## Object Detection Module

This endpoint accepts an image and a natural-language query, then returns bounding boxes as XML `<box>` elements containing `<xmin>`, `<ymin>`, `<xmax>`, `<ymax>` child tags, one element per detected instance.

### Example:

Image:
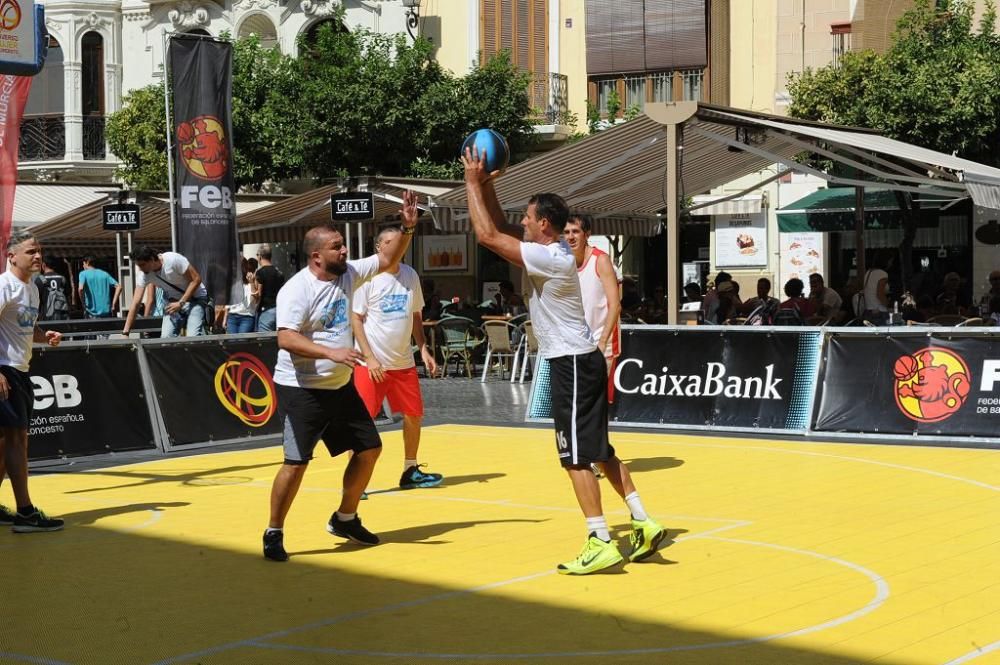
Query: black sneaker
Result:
<box><xmin>327</xmin><ymin>514</ymin><xmax>379</xmax><ymax>545</ymax></box>
<box><xmin>11</xmin><ymin>508</ymin><xmax>64</xmax><ymax>533</ymax></box>
<box><xmin>0</xmin><ymin>504</ymin><xmax>15</xmax><ymax>526</ymax></box>
<box><xmin>399</xmin><ymin>464</ymin><xmax>443</xmax><ymax>489</ymax></box>
<box><xmin>263</xmin><ymin>530</ymin><xmax>288</xmax><ymax>562</ymax></box>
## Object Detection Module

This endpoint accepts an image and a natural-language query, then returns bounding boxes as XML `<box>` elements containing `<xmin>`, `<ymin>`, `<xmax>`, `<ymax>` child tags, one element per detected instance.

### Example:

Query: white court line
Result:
<box><xmin>430</xmin><ymin>427</ymin><xmax>1000</xmax><ymax>493</ymax></box>
<box><xmin>150</xmin><ymin>520</ymin><xmax>889</xmax><ymax>663</ymax></box>
<box><xmin>942</xmin><ymin>639</ymin><xmax>1000</xmax><ymax>664</ymax></box>
<box><xmin>0</xmin><ymin>653</ymin><xmax>72</xmax><ymax>665</ymax></box>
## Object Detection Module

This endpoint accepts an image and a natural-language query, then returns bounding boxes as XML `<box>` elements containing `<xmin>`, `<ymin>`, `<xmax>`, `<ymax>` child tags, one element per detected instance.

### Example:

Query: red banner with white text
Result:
<box><xmin>0</xmin><ymin>75</ymin><xmax>31</xmax><ymax>266</ymax></box>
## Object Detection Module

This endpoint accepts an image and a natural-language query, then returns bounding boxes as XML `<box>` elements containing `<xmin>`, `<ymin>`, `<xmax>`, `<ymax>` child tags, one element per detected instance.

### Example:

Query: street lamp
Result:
<box><xmin>402</xmin><ymin>0</ymin><xmax>420</xmax><ymax>40</ymax></box>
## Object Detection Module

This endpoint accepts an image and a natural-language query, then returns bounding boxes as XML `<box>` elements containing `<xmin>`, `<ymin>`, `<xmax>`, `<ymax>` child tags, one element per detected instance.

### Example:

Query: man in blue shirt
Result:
<box><xmin>77</xmin><ymin>257</ymin><xmax>121</xmax><ymax>318</ymax></box>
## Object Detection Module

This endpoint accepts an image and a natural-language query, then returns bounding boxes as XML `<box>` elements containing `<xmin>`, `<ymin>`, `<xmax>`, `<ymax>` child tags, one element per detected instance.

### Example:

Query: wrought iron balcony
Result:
<box><xmin>529</xmin><ymin>72</ymin><xmax>570</xmax><ymax>125</ymax></box>
<box><xmin>83</xmin><ymin>115</ymin><xmax>106</xmax><ymax>160</ymax></box>
<box><xmin>19</xmin><ymin>114</ymin><xmax>65</xmax><ymax>162</ymax></box>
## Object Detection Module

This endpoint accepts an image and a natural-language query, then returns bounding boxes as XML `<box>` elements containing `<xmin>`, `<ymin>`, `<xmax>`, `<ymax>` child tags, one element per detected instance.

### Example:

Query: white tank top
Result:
<box><xmin>577</xmin><ymin>247</ymin><xmax>621</xmax><ymax>358</ymax></box>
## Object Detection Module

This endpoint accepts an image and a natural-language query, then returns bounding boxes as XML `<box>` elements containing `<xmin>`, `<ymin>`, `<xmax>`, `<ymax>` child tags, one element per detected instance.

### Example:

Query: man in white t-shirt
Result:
<box><xmin>351</xmin><ymin>226</ymin><xmax>441</xmax><ymax>491</ymax></box>
<box><xmin>0</xmin><ymin>232</ymin><xmax>64</xmax><ymax>533</ymax></box>
<box><xmin>122</xmin><ymin>246</ymin><xmax>210</xmax><ymax>337</ymax></box>
<box><xmin>462</xmin><ymin>147</ymin><xmax>665</xmax><ymax>575</ymax></box>
<box><xmin>262</xmin><ymin>192</ymin><xmax>419</xmax><ymax>562</ymax></box>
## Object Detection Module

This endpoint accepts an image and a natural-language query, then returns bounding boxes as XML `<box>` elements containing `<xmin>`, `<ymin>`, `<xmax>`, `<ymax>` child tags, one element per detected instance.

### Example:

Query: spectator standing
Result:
<box><xmin>34</xmin><ymin>258</ymin><xmax>70</xmax><ymax>321</ymax></box>
<box><xmin>351</xmin><ymin>226</ymin><xmax>442</xmax><ymax>491</ymax></box>
<box><xmin>224</xmin><ymin>257</ymin><xmax>258</xmax><ymax>334</ymax></box>
<box><xmin>78</xmin><ymin>257</ymin><xmax>121</xmax><ymax>319</ymax></box>
<box><xmin>254</xmin><ymin>244</ymin><xmax>284</xmax><ymax>332</ymax></box>
<box><xmin>854</xmin><ymin>260</ymin><xmax>890</xmax><ymax>323</ymax></box>
<box><xmin>0</xmin><ymin>232</ymin><xmax>64</xmax><ymax>532</ymax></box>
<box><xmin>701</xmin><ymin>271</ymin><xmax>732</xmax><ymax>324</ymax></box>
<box><xmin>122</xmin><ymin>247</ymin><xmax>209</xmax><ymax>337</ymax></box>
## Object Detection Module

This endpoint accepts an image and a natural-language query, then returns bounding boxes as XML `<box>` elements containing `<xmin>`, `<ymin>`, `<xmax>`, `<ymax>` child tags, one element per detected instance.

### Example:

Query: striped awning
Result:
<box><xmin>688</xmin><ymin>194</ymin><xmax>763</xmax><ymax>216</ymax></box>
<box><xmin>429</xmin><ymin>205</ymin><xmax>662</xmax><ymax>237</ymax></box>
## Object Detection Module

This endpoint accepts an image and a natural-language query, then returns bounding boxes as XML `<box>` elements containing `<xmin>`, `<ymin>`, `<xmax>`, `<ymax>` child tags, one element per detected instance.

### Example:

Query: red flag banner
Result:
<box><xmin>0</xmin><ymin>74</ymin><xmax>31</xmax><ymax>266</ymax></box>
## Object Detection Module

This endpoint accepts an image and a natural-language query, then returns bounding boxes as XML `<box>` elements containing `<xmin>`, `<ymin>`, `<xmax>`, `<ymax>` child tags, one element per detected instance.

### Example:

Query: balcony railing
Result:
<box><xmin>19</xmin><ymin>114</ymin><xmax>65</xmax><ymax>162</ymax></box>
<box><xmin>529</xmin><ymin>72</ymin><xmax>570</xmax><ymax>125</ymax></box>
<box><xmin>83</xmin><ymin>115</ymin><xmax>106</xmax><ymax>160</ymax></box>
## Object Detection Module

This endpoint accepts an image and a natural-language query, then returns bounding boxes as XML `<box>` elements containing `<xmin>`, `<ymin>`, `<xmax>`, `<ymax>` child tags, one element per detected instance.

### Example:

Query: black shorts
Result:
<box><xmin>0</xmin><ymin>366</ymin><xmax>33</xmax><ymax>429</ymax></box>
<box><xmin>275</xmin><ymin>382</ymin><xmax>382</xmax><ymax>465</ymax></box>
<box><xmin>548</xmin><ymin>349</ymin><xmax>615</xmax><ymax>467</ymax></box>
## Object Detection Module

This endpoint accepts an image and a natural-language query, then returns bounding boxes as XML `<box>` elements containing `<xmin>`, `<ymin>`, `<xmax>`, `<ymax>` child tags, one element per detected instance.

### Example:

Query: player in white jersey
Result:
<box><xmin>262</xmin><ymin>192</ymin><xmax>419</xmax><ymax>562</ymax></box>
<box><xmin>462</xmin><ymin>147</ymin><xmax>665</xmax><ymax>575</ymax></box>
<box><xmin>352</xmin><ymin>226</ymin><xmax>442</xmax><ymax>490</ymax></box>
<box><xmin>0</xmin><ymin>232</ymin><xmax>65</xmax><ymax>533</ymax></box>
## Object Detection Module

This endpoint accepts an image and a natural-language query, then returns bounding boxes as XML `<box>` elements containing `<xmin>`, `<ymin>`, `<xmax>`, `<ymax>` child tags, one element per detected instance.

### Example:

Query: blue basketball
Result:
<box><xmin>460</xmin><ymin>128</ymin><xmax>510</xmax><ymax>174</ymax></box>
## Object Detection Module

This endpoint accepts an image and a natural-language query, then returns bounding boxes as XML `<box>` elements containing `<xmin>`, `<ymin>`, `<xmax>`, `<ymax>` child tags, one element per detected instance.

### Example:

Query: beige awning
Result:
<box><xmin>13</xmin><ymin>183</ymin><xmax>111</xmax><ymax>228</ymax></box>
<box><xmin>689</xmin><ymin>194</ymin><xmax>764</xmax><ymax>216</ymax></box>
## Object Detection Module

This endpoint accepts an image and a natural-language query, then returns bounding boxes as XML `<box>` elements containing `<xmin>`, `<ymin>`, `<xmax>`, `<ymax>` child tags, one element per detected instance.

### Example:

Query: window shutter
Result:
<box><xmin>586</xmin><ymin>0</ymin><xmax>645</xmax><ymax>76</ymax></box>
<box><xmin>482</xmin><ymin>0</ymin><xmax>498</xmax><ymax>61</ymax></box>
<box><xmin>481</xmin><ymin>0</ymin><xmax>546</xmax><ymax>74</ymax></box>
<box><xmin>644</xmin><ymin>0</ymin><xmax>708</xmax><ymax>71</ymax></box>
<box><xmin>532</xmin><ymin>0</ymin><xmax>547</xmax><ymax>75</ymax></box>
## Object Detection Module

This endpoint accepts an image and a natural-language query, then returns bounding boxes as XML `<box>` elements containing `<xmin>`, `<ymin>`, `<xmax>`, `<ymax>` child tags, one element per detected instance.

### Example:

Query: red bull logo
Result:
<box><xmin>214</xmin><ymin>352</ymin><xmax>277</xmax><ymax>427</ymax></box>
<box><xmin>177</xmin><ymin>115</ymin><xmax>229</xmax><ymax>180</ymax></box>
<box><xmin>893</xmin><ymin>347</ymin><xmax>971</xmax><ymax>423</ymax></box>
<box><xmin>0</xmin><ymin>0</ymin><xmax>21</xmax><ymax>31</ymax></box>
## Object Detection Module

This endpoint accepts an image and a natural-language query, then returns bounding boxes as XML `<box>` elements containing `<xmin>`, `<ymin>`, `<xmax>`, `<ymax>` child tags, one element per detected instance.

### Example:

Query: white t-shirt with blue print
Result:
<box><xmin>273</xmin><ymin>256</ymin><xmax>380</xmax><ymax>389</ymax></box>
<box><xmin>0</xmin><ymin>271</ymin><xmax>39</xmax><ymax>372</ymax></box>
<box><xmin>352</xmin><ymin>263</ymin><xmax>424</xmax><ymax>370</ymax></box>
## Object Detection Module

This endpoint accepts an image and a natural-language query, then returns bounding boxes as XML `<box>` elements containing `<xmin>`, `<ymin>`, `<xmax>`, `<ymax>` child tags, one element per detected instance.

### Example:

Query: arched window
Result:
<box><xmin>238</xmin><ymin>14</ymin><xmax>278</xmax><ymax>50</ymax></box>
<box><xmin>303</xmin><ymin>18</ymin><xmax>347</xmax><ymax>46</ymax></box>
<box><xmin>24</xmin><ymin>35</ymin><xmax>63</xmax><ymax>116</ymax></box>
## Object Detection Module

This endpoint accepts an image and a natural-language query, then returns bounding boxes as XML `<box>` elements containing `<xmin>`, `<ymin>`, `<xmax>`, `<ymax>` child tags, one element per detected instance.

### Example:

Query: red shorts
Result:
<box><xmin>353</xmin><ymin>365</ymin><xmax>424</xmax><ymax>418</ymax></box>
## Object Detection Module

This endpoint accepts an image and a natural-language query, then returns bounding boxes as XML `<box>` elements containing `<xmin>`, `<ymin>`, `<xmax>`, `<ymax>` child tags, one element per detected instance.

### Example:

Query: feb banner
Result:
<box><xmin>814</xmin><ymin>332</ymin><xmax>1000</xmax><ymax>438</ymax></box>
<box><xmin>27</xmin><ymin>345</ymin><xmax>156</xmax><ymax>461</ymax></box>
<box><xmin>168</xmin><ymin>35</ymin><xmax>239</xmax><ymax>305</ymax></box>
<box><xmin>145</xmin><ymin>337</ymin><xmax>281</xmax><ymax>446</ymax></box>
<box><xmin>0</xmin><ymin>74</ymin><xmax>31</xmax><ymax>262</ymax></box>
<box><xmin>608</xmin><ymin>327</ymin><xmax>820</xmax><ymax>431</ymax></box>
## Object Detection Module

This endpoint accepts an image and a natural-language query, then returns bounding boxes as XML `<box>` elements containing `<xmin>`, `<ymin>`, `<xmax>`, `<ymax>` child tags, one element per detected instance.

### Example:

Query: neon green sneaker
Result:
<box><xmin>629</xmin><ymin>517</ymin><xmax>666</xmax><ymax>562</ymax></box>
<box><xmin>557</xmin><ymin>534</ymin><xmax>623</xmax><ymax>575</ymax></box>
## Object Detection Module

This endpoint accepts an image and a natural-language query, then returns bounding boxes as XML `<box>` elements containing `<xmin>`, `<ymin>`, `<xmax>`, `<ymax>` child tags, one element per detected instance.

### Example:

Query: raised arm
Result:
<box><xmin>378</xmin><ymin>190</ymin><xmax>419</xmax><ymax>273</ymax></box>
<box><xmin>462</xmin><ymin>147</ymin><xmax>523</xmax><ymax>267</ymax></box>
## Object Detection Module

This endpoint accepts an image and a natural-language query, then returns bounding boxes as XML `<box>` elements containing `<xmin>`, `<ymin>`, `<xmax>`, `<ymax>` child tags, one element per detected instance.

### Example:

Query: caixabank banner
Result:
<box><xmin>27</xmin><ymin>345</ymin><xmax>156</xmax><ymax>460</ymax></box>
<box><xmin>813</xmin><ymin>333</ymin><xmax>1000</xmax><ymax>436</ymax></box>
<box><xmin>609</xmin><ymin>328</ymin><xmax>821</xmax><ymax>431</ymax></box>
<box><xmin>145</xmin><ymin>338</ymin><xmax>280</xmax><ymax>446</ymax></box>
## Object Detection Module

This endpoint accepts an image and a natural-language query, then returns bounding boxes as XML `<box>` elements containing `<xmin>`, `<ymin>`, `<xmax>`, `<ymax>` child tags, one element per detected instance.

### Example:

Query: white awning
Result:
<box><xmin>13</xmin><ymin>184</ymin><xmax>111</xmax><ymax>228</ymax></box>
<box><xmin>689</xmin><ymin>194</ymin><xmax>763</xmax><ymax>216</ymax></box>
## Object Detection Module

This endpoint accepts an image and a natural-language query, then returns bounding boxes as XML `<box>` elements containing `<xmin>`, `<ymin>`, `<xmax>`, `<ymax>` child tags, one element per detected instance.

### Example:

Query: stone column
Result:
<box><xmin>62</xmin><ymin>60</ymin><xmax>83</xmax><ymax>161</ymax></box>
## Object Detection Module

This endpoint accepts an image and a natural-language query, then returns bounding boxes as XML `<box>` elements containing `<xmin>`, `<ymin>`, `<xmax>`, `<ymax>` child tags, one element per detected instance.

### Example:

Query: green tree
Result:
<box><xmin>106</xmin><ymin>83</ymin><xmax>168</xmax><ymax>190</ymax></box>
<box><xmin>787</xmin><ymin>0</ymin><xmax>1000</xmax><ymax>287</ymax></box>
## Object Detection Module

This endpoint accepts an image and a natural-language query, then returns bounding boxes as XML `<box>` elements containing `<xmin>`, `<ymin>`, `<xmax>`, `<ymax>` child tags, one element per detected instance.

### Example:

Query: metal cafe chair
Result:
<box><xmin>481</xmin><ymin>320</ymin><xmax>520</xmax><ymax>382</ymax></box>
<box><xmin>926</xmin><ymin>314</ymin><xmax>966</xmax><ymax>326</ymax></box>
<box><xmin>436</xmin><ymin>316</ymin><xmax>483</xmax><ymax>378</ymax></box>
<box><xmin>515</xmin><ymin>320</ymin><xmax>539</xmax><ymax>384</ymax></box>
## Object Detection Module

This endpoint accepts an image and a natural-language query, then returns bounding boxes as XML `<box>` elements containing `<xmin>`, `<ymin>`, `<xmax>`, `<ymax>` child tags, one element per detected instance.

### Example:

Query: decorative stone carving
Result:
<box><xmin>234</xmin><ymin>0</ymin><xmax>277</xmax><ymax>9</ymax></box>
<box><xmin>301</xmin><ymin>0</ymin><xmax>340</xmax><ymax>17</ymax></box>
<box><xmin>33</xmin><ymin>169</ymin><xmax>57</xmax><ymax>183</ymax></box>
<box><xmin>168</xmin><ymin>2</ymin><xmax>211</xmax><ymax>29</ymax></box>
<box><xmin>85</xmin><ymin>12</ymin><xmax>110</xmax><ymax>29</ymax></box>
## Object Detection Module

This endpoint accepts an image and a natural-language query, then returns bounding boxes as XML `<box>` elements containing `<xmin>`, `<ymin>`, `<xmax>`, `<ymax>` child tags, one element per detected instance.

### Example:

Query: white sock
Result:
<box><xmin>404</xmin><ymin>459</ymin><xmax>418</xmax><ymax>473</ymax></box>
<box><xmin>335</xmin><ymin>511</ymin><xmax>356</xmax><ymax>522</ymax></box>
<box><xmin>265</xmin><ymin>527</ymin><xmax>282</xmax><ymax>534</ymax></box>
<box><xmin>586</xmin><ymin>516</ymin><xmax>611</xmax><ymax>542</ymax></box>
<box><xmin>625</xmin><ymin>492</ymin><xmax>647</xmax><ymax>521</ymax></box>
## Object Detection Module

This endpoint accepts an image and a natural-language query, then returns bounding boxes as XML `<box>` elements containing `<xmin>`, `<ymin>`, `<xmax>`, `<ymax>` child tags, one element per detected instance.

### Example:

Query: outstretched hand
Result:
<box><xmin>401</xmin><ymin>189</ymin><xmax>419</xmax><ymax>228</ymax></box>
<box><xmin>462</xmin><ymin>147</ymin><xmax>500</xmax><ymax>186</ymax></box>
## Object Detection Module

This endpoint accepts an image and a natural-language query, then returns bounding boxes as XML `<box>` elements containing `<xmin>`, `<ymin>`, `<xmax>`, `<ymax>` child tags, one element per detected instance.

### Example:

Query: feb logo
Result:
<box><xmin>0</xmin><ymin>0</ymin><xmax>21</xmax><ymax>31</ymax></box>
<box><xmin>214</xmin><ymin>352</ymin><xmax>277</xmax><ymax>427</ymax></box>
<box><xmin>893</xmin><ymin>347</ymin><xmax>971</xmax><ymax>423</ymax></box>
<box><xmin>176</xmin><ymin>115</ymin><xmax>229</xmax><ymax>180</ymax></box>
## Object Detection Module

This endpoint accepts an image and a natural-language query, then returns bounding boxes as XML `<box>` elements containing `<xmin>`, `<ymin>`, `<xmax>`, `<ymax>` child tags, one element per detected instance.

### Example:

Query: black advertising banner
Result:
<box><xmin>27</xmin><ymin>346</ymin><xmax>155</xmax><ymax>461</ymax></box>
<box><xmin>609</xmin><ymin>328</ymin><xmax>821</xmax><ymax>430</ymax></box>
<box><xmin>168</xmin><ymin>35</ymin><xmax>239</xmax><ymax>306</ymax></box>
<box><xmin>814</xmin><ymin>334</ymin><xmax>1000</xmax><ymax>437</ymax></box>
<box><xmin>145</xmin><ymin>338</ymin><xmax>281</xmax><ymax>446</ymax></box>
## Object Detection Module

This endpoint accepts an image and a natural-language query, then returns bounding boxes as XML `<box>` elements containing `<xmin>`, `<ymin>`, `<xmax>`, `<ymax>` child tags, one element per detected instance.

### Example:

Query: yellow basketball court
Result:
<box><xmin>3</xmin><ymin>424</ymin><xmax>999</xmax><ymax>664</ymax></box>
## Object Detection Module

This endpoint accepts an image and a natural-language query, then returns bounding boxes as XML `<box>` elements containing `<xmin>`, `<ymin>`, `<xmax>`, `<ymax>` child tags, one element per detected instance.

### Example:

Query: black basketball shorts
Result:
<box><xmin>548</xmin><ymin>349</ymin><xmax>615</xmax><ymax>468</ymax></box>
<box><xmin>275</xmin><ymin>382</ymin><xmax>382</xmax><ymax>465</ymax></box>
<box><xmin>0</xmin><ymin>366</ymin><xmax>33</xmax><ymax>429</ymax></box>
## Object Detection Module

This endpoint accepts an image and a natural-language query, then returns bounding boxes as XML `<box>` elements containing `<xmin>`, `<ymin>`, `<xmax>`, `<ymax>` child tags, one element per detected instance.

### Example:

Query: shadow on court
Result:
<box><xmin>62</xmin><ymin>462</ymin><xmax>281</xmax><ymax>494</ymax></box>
<box><xmin>621</xmin><ymin>456</ymin><xmax>685</xmax><ymax>473</ymax></box>
<box><xmin>1</xmin><ymin>518</ymin><xmax>903</xmax><ymax>665</ymax></box>
<box><xmin>295</xmin><ymin>518</ymin><xmax>549</xmax><ymax>554</ymax></box>
<box><xmin>362</xmin><ymin>472</ymin><xmax>506</xmax><ymax>498</ymax></box>
<box><xmin>62</xmin><ymin>501</ymin><xmax>191</xmax><ymax>526</ymax></box>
